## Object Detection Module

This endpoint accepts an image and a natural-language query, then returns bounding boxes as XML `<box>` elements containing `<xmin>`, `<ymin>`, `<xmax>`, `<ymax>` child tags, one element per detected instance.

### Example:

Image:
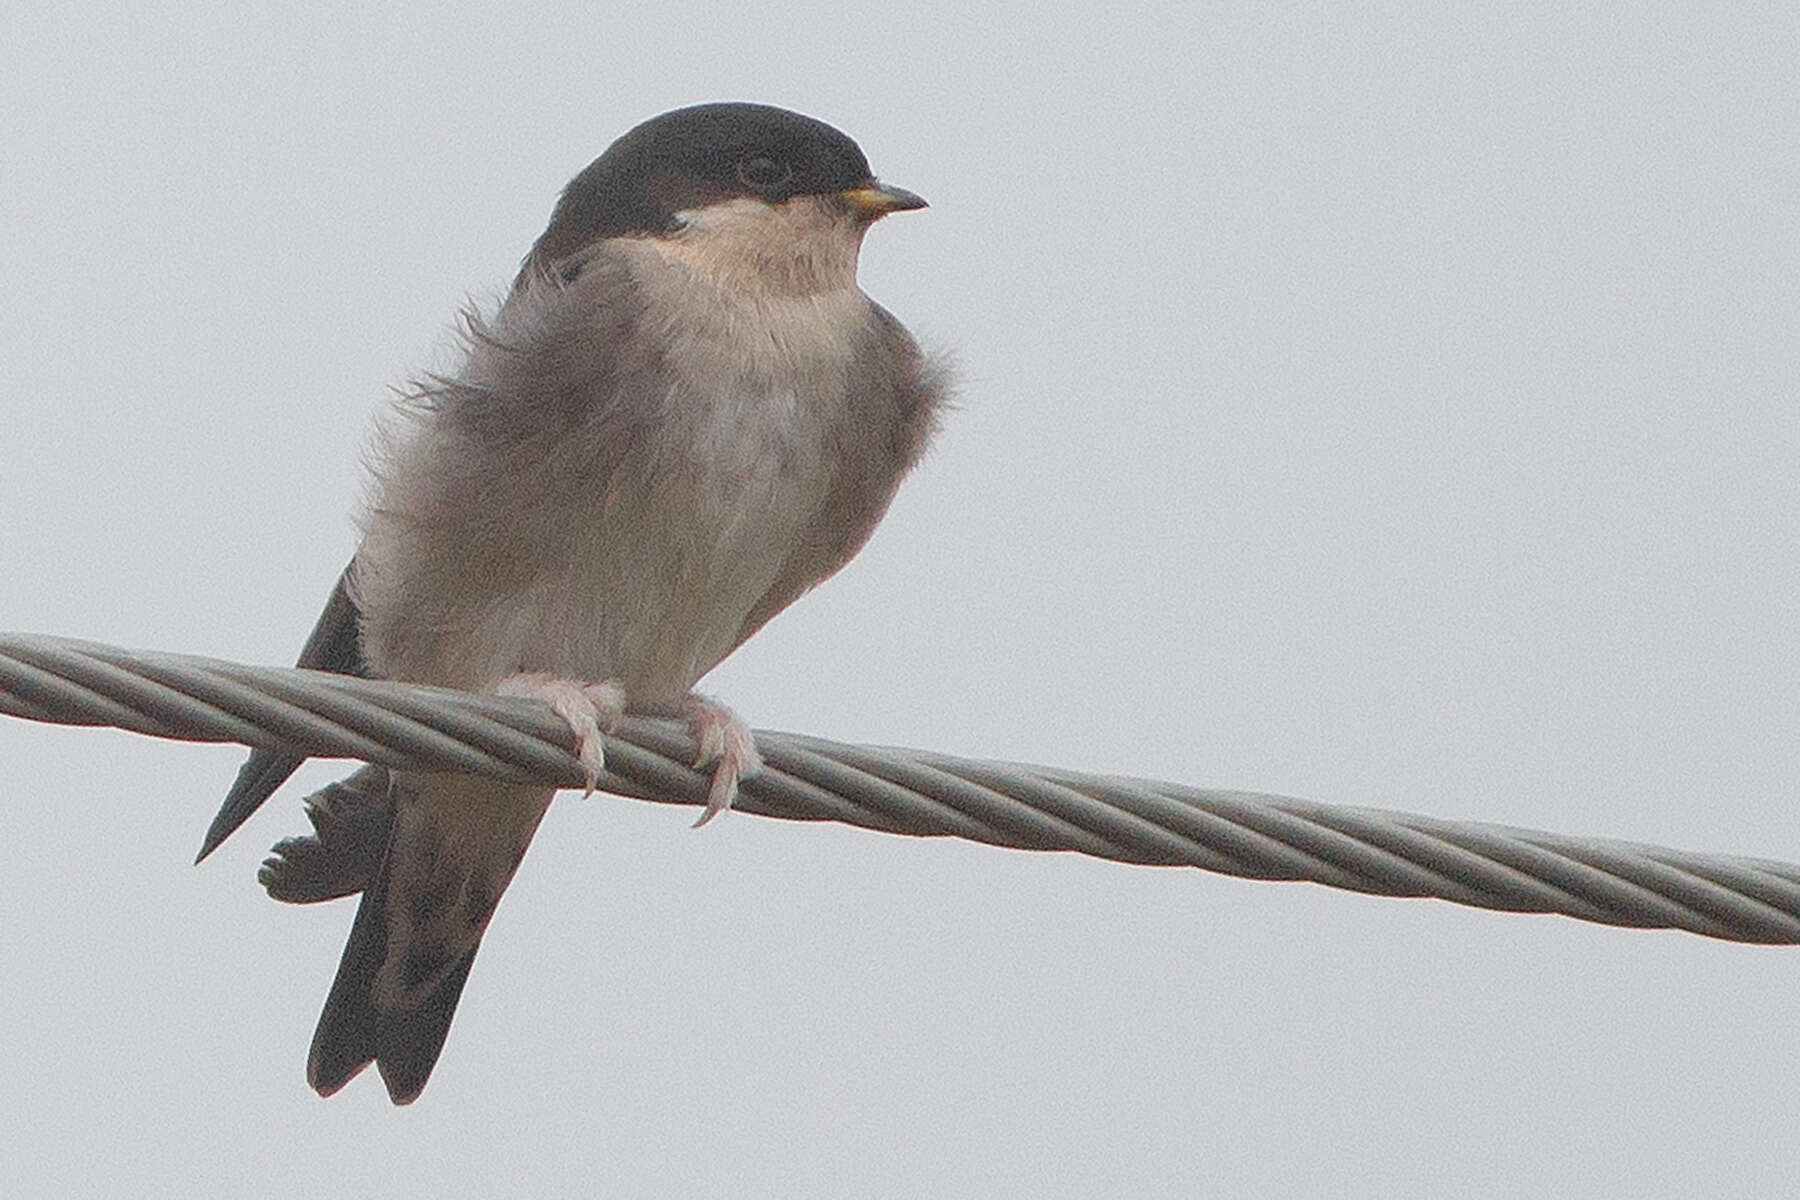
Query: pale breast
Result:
<box><xmin>537</xmin><ymin>254</ymin><xmax>873</xmax><ymax>698</ymax></box>
<box><xmin>355</xmin><ymin>214</ymin><xmax>880</xmax><ymax>703</ymax></box>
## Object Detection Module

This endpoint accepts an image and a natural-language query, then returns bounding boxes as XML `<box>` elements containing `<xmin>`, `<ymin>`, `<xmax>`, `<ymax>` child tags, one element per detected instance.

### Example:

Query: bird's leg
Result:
<box><xmin>496</xmin><ymin>673</ymin><xmax>627</xmax><ymax>795</ymax></box>
<box><xmin>683</xmin><ymin>694</ymin><xmax>763</xmax><ymax>827</ymax></box>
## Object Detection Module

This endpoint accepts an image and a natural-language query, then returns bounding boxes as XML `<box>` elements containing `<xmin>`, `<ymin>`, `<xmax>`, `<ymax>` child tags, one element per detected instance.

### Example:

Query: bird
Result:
<box><xmin>195</xmin><ymin>102</ymin><xmax>946</xmax><ymax>1104</ymax></box>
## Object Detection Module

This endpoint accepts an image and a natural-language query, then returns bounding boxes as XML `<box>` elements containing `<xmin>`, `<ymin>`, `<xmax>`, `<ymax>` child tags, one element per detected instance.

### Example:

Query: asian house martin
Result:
<box><xmin>198</xmin><ymin>102</ymin><xmax>945</xmax><ymax>1103</ymax></box>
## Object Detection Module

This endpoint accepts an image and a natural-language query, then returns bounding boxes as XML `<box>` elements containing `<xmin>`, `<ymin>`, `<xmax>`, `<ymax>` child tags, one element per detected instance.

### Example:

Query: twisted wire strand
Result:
<box><xmin>4</xmin><ymin>630</ymin><xmax>1797</xmax><ymax>945</ymax></box>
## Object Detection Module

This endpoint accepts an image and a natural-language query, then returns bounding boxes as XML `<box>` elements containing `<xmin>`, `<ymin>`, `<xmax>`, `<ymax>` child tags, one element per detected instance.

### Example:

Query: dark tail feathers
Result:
<box><xmin>305</xmin><ymin>853</ymin><xmax>482</xmax><ymax>1105</ymax></box>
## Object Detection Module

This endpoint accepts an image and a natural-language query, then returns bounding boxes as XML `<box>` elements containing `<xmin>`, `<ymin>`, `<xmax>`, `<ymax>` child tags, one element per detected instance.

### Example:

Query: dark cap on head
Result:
<box><xmin>523</xmin><ymin>103</ymin><xmax>920</xmax><ymax>280</ymax></box>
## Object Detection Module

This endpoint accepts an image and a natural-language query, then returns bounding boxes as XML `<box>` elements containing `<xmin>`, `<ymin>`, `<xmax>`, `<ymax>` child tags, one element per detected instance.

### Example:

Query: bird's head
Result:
<box><xmin>520</xmin><ymin>102</ymin><xmax>925</xmax><ymax>293</ymax></box>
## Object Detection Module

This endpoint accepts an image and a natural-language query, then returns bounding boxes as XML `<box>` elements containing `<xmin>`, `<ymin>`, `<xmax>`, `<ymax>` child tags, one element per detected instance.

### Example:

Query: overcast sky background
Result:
<box><xmin>4</xmin><ymin>3</ymin><xmax>1798</xmax><ymax>1196</ymax></box>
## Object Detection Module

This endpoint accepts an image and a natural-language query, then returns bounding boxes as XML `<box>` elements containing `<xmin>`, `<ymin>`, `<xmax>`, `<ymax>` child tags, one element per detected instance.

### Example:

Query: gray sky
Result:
<box><xmin>4</xmin><ymin>2</ymin><xmax>1798</xmax><ymax>1196</ymax></box>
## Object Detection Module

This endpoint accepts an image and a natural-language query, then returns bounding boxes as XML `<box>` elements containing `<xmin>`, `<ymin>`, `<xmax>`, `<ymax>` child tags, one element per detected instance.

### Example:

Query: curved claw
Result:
<box><xmin>497</xmin><ymin>674</ymin><xmax>627</xmax><ymax>794</ymax></box>
<box><xmin>684</xmin><ymin>695</ymin><xmax>763</xmax><ymax>827</ymax></box>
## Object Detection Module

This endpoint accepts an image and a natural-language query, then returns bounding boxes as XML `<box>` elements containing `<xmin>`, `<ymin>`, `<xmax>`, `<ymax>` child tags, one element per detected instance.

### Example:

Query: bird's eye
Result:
<box><xmin>737</xmin><ymin>155</ymin><xmax>792</xmax><ymax>190</ymax></box>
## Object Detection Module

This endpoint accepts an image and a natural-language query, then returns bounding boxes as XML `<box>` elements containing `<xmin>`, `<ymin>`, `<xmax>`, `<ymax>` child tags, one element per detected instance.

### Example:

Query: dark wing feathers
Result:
<box><xmin>195</xmin><ymin>563</ymin><xmax>369</xmax><ymax>862</ymax></box>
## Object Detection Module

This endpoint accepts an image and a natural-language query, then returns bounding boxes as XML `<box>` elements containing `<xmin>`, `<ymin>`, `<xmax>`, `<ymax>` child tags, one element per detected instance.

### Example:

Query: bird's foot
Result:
<box><xmin>497</xmin><ymin>673</ymin><xmax>627</xmax><ymax>794</ymax></box>
<box><xmin>683</xmin><ymin>694</ymin><xmax>762</xmax><ymax>828</ymax></box>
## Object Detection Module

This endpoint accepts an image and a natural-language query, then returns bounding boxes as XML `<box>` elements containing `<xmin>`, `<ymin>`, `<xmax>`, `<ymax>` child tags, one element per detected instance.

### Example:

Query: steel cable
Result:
<box><xmin>4</xmin><ymin>630</ymin><xmax>1797</xmax><ymax>944</ymax></box>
